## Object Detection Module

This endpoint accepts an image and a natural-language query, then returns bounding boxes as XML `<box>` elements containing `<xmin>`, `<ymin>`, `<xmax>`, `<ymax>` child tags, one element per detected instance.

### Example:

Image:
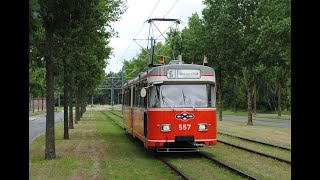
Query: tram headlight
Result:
<box><xmin>198</xmin><ymin>123</ymin><xmax>208</xmax><ymax>131</ymax></box>
<box><xmin>160</xmin><ymin>124</ymin><xmax>171</xmax><ymax>132</ymax></box>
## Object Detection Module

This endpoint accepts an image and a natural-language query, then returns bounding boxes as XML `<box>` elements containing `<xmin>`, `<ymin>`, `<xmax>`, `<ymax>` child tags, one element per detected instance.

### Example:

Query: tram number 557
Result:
<box><xmin>179</xmin><ymin>124</ymin><xmax>191</xmax><ymax>130</ymax></box>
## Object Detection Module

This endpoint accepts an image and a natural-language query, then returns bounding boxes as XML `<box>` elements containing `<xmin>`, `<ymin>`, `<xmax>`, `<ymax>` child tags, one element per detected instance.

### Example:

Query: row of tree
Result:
<box><xmin>122</xmin><ymin>0</ymin><xmax>291</xmax><ymax>125</ymax></box>
<box><xmin>29</xmin><ymin>0</ymin><xmax>125</xmax><ymax>160</ymax></box>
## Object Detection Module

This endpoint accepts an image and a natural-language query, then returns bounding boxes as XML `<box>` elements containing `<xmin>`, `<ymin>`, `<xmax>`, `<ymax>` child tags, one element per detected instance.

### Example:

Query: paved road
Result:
<box><xmin>29</xmin><ymin>109</ymin><xmax>99</xmax><ymax>143</ymax></box>
<box><xmin>221</xmin><ymin>114</ymin><xmax>291</xmax><ymax>128</ymax></box>
<box><xmin>29</xmin><ymin>111</ymin><xmax>64</xmax><ymax>143</ymax></box>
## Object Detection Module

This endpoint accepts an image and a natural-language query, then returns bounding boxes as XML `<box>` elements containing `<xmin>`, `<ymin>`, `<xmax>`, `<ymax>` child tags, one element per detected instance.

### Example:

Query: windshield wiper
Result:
<box><xmin>162</xmin><ymin>95</ymin><xmax>174</xmax><ymax>110</ymax></box>
<box><xmin>182</xmin><ymin>90</ymin><xmax>186</xmax><ymax>104</ymax></box>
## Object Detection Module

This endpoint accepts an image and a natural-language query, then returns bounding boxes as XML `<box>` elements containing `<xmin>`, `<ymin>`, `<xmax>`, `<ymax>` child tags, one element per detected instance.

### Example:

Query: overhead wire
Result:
<box><xmin>163</xmin><ymin>0</ymin><xmax>179</xmax><ymax>18</ymax></box>
<box><xmin>157</xmin><ymin>0</ymin><xmax>179</xmax><ymax>26</ymax></box>
<box><xmin>113</xmin><ymin>0</ymin><xmax>180</xmax><ymax>73</ymax></box>
<box><xmin>117</xmin><ymin>0</ymin><xmax>162</xmax><ymax>65</ymax></box>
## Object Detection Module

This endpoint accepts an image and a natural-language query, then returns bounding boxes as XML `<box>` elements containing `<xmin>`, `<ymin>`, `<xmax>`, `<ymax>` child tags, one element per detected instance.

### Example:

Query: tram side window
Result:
<box><xmin>126</xmin><ymin>88</ymin><xmax>131</xmax><ymax>106</ymax></box>
<box><xmin>149</xmin><ymin>85</ymin><xmax>160</xmax><ymax>108</ymax></box>
<box><xmin>142</xmin><ymin>81</ymin><xmax>147</xmax><ymax>108</ymax></box>
<box><xmin>207</xmin><ymin>84</ymin><xmax>216</xmax><ymax>108</ymax></box>
<box><xmin>124</xmin><ymin>90</ymin><xmax>126</xmax><ymax>105</ymax></box>
<box><xmin>136</xmin><ymin>84</ymin><xmax>140</xmax><ymax>107</ymax></box>
<box><xmin>133</xmin><ymin>86</ymin><xmax>136</xmax><ymax>107</ymax></box>
<box><xmin>127</xmin><ymin>88</ymin><xmax>130</xmax><ymax>106</ymax></box>
<box><xmin>123</xmin><ymin>89</ymin><xmax>126</xmax><ymax>105</ymax></box>
<box><xmin>124</xmin><ymin>88</ymin><xmax>128</xmax><ymax>106</ymax></box>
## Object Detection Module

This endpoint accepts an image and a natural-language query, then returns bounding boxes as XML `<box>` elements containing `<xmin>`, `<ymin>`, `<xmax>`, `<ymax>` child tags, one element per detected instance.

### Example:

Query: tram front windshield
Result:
<box><xmin>149</xmin><ymin>84</ymin><xmax>215</xmax><ymax>108</ymax></box>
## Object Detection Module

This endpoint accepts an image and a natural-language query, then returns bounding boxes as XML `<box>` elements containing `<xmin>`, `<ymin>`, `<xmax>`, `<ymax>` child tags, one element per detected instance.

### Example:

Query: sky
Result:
<box><xmin>105</xmin><ymin>0</ymin><xmax>206</xmax><ymax>73</ymax></box>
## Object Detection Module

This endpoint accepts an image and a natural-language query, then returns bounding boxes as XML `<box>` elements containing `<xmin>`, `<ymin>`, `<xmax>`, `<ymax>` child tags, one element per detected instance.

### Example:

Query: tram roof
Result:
<box><xmin>124</xmin><ymin>63</ymin><xmax>215</xmax><ymax>86</ymax></box>
<box><xmin>148</xmin><ymin>63</ymin><xmax>214</xmax><ymax>76</ymax></box>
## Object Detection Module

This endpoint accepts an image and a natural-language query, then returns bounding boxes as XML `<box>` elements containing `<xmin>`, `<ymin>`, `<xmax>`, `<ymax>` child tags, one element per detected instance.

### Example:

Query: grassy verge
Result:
<box><xmin>218</xmin><ymin>120</ymin><xmax>291</xmax><ymax>148</ymax></box>
<box><xmin>162</xmin><ymin>153</ymin><xmax>243</xmax><ymax>180</ymax></box>
<box><xmin>204</xmin><ymin>143</ymin><xmax>291</xmax><ymax>180</ymax></box>
<box><xmin>215</xmin><ymin>120</ymin><xmax>291</xmax><ymax>179</ymax></box>
<box><xmin>222</xmin><ymin>110</ymin><xmax>248</xmax><ymax>116</ymax></box>
<box><xmin>29</xmin><ymin>110</ymin><xmax>181</xmax><ymax>180</ymax></box>
<box><xmin>222</xmin><ymin>109</ymin><xmax>291</xmax><ymax>121</ymax></box>
<box><xmin>160</xmin><ymin>118</ymin><xmax>291</xmax><ymax>180</ymax></box>
<box><xmin>218</xmin><ymin>134</ymin><xmax>291</xmax><ymax>161</ymax></box>
<box><xmin>29</xmin><ymin>111</ymin><xmax>46</xmax><ymax>116</ymax></box>
<box><xmin>105</xmin><ymin>110</ymin><xmax>291</xmax><ymax>179</ymax></box>
<box><xmin>103</xmin><ymin>111</ymin><xmax>124</xmax><ymax>127</ymax></box>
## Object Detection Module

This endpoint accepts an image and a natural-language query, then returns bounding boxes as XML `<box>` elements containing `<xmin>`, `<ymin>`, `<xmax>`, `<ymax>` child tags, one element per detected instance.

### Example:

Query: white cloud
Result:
<box><xmin>106</xmin><ymin>0</ymin><xmax>205</xmax><ymax>73</ymax></box>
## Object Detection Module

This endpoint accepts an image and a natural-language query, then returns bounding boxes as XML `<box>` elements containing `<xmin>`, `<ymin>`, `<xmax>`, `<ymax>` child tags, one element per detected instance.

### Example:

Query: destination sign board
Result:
<box><xmin>167</xmin><ymin>69</ymin><xmax>201</xmax><ymax>79</ymax></box>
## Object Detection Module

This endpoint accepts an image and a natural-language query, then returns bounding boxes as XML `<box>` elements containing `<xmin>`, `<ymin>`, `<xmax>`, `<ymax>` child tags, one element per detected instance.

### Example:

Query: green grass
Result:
<box><xmin>218</xmin><ymin>134</ymin><xmax>291</xmax><ymax>161</ymax></box>
<box><xmin>222</xmin><ymin>109</ymin><xmax>291</xmax><ymax>121</ymax></box>
<box><xmin>222</xmin><ymin>110</ymin><xmax>248</xmax><ymax>116</ymax></box>
<box><xmin>29</xmin><ymin>110</ymin><xmax>181</xmax><ymax>180</ymax></box>
<box><xmin>30</xmin><ymin>109</ymin><xmax>291</xmax><ymax>179</ymax></box>
<box><xmin>204</xmin><ymin>143</ymin><xmax>291</xmax><ymax>180</ymax></box>
<box><xmin>29</xmin><ymin>111</ymin><xmax>46</xmax><ymax>116</ymax></box>
<box><xmin>218</xmin><ymin>120</ymin><xmax>291</xmax><ymax>148</ymax></box>
<box><xmin>104</xmin><ymin>111</ymin><xmax>124</xmax><ymax>127</ymax></box>
<box><xmin>162</xmin><ymin>154</ymin><xmax>243</xmax><ymax>180</ymax></box>
<box><xmin>156</xmin><ymin>118</ymin><xmax>291</xmax><ymax>180</ymax></box>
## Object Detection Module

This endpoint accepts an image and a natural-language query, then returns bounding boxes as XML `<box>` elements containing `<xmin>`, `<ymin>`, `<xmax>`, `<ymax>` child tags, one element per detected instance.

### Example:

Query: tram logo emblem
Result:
<box><xmin>175</xmin><ymin>112</ymin><xmax>194</xmax><ymax>122</ymax></box>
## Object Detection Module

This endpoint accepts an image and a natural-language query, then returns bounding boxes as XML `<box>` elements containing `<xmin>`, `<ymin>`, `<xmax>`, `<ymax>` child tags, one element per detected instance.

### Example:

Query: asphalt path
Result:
<box><xmin>222</xmin><ymin>114</ymin><xmax>291</xmax><ymax>128</ymax></box>
<box><xmin>29</xmin><ymin>111</ymin><xmax>64</xmax><ymax>143</ymax></box>
<box><xmin>29</xmin><ymin>108</ymin><xmax>103</xmax><ymax>143</ymax></box>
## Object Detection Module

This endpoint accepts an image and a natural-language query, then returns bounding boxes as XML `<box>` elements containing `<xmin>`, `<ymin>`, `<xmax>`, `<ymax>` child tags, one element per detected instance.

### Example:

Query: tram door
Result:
<box><xmin>142</xmin><ymin>82</ymin><xmax>148</xmax><ymax>145</ymax></box>
<box><xmin>130</xmin><ymin>84</ymin><xmax>134</xmax><ymax>135</ymax></box>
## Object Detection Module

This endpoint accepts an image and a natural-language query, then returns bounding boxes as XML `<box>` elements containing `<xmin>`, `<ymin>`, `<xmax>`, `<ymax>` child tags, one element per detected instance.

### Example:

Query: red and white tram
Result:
<box><xmin>122</xmin><ymin>57</ymin><xmax>217</xmax><ymax>152</ymax></box>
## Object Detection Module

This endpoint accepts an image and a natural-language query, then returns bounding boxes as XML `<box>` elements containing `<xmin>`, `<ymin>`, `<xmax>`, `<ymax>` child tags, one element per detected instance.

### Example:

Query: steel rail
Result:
<box><xmin>155</xmin><ymin>155</ymin><xmax>192</xmax><ymax>180</ymax></box>
<box><xmin>218</xmin><ymin>132</ymin><xmax>291</xmax><ymax>151</ymax></box>
<box><xmin>218</xmin><ymin>140</ymin><xmax>291</xmax><ymax>164</ymax></box>
<box><xmin>198</xmin><ymin>152</ymin><xmax>258</xmax><ymax>180</ymax></box>
<box><xmin>102</xmin><ymin>111</ymin><xmax>124</xmax><ymax>129</ymax></box>
<box><xmin>106</xmin><ymin>110</ymin><xmax>260</xmax><ymax>179</ymax></box>
<box><xmin>106</xmin><ymin>110</ymin><xmax>191</xmax><ymax>179</ymax></box>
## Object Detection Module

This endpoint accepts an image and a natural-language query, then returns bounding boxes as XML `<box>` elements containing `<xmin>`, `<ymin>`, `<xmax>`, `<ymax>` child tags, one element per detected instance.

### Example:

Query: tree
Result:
<box><xmin>256</xmin><ymin>0</ymin><xmax>291</xmax><ymax>116</ymax></box>
<box><xmin>36</xmin><ymin>0</ymin><xmax>125</xmax><ymax>159</ymax></box>
<box><xmin>180</xmin><ymin>13</ymin><xmax>206</xmax><ymax>64</ymax></box>
<box><xmin>202</xmin><ymin>0</ymin><xmax>244</xmax><ymax>121</ymax></box>
<box><xmin>40</xmin><ymin>0</ymin><xmax>58</xmax><ymax>160</ymax></box>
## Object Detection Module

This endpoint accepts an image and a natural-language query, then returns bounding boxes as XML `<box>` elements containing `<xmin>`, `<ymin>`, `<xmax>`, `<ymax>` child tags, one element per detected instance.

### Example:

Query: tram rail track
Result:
<box><xmin>110</xmin><ymin>111</ymin><xmax>123</xmax><ymax>118</ymax></box>
<box><xmin>217</xmin><ymin>140</ymin><xmax>291</xmax><ymax>164</ymax></box>
<box><xmin>218</xmin><ymin>132</ymin><xmax>291</xmax><ymax>151</ymax></box>
<box><xmin>106</xmin><ymin>110</ymin><xmax>260</xmax><ymax>180</ymax></box>
<box><xmin>155</xmin><ymin>154</ymin><xmax>192</xmax><ymax>180</ymax></box>
<box><xmin>109</xmin><ymin>111</ymin><xmax>290</xmax><ymax>164</ymax></box>
<box><xmin>198</xmin><ymin>152</ymin><xmax>258</xmax><ymax>180</ymax></box>
<box><xmin>106</xmin><ymin>111</ymin><xmax>192</xmax><ymax>179</ymax></box>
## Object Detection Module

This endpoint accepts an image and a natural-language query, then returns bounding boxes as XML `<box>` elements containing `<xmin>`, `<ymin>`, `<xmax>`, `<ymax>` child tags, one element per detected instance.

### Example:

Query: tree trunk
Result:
<box><xmin>44</xmin><ymin>24</ymin><xmax>56</xmax><ymax>159</ymax></box>
<box><xmin>75</xmin><ymin>87</ymin><xmax>80</xmax><ymax>124</ymax></box>
<box><xmin>277</xmin><ymin>82</ymin><xmax>282</xmax><ymax>116</ymax></box>
<box><xmin>38</xmin><ymin>96</ymin><xmax>40</xmax><ymax>112</ymax></box>
<box><xmin>267</xmin><ymin>99</ymin><xmax>272</xmax><ymax>111</ymax></box>
<box><xmin>254</xmin><ymin>83</ymin><xmax>257</xmax><ymax>115</ymax></box>
<box><xmin>81</xmin><ymin>87</ymin><xmax>84</xmax><ymax>118</ymax></box>
<box><xmin>63</xmin><ymin>56</ymin><xmax>69</xmax><ymax>139</ymax></box>
<box><xmin>247</xmin><ymin>63</ymin><xmax>253</xmax><ymax>126</ymax></box>
<box><xmin>80</xmin><ymin>87</ymin><xmax>83</xmax><ymax>119</ymax></box>
<box><xmin>69</xmin><ymin>89</ymin><xmax>74</xmax><ymax>129</ymax></box>
<box><xmin>32</xmin><ymin>96</ymin><xmax>35</xmax><ymax>113</ymax></box>
<box><xmin>42</xmin><ymin>93</ymin><xmax>44</xmax><ymax>111</ymax></box>
<box><xmin>218</xmin><ymin>67</ymin><xmax>223</xmax><ymax>121</ymax></box>
<box><xmin>233</xmin><ymin>80</ymin><xmax>237</xmax><ymax>112</ymax></box>
<box><xmin>82</xmin><ymin>97</ymin><xmax>86</xmax><ymax>116</ymax></box>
